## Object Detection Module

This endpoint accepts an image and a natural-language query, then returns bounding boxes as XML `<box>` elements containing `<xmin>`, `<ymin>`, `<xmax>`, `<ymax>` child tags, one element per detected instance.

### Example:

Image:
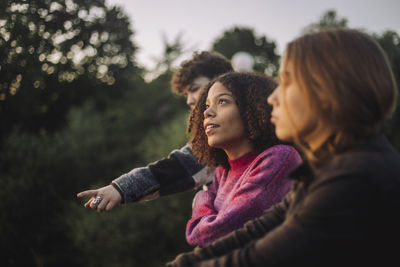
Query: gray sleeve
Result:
<box><xmin>112</xmin><ymin>144</ymin><xmax>205</xmax><ymax>203</ymax></box>
<box><xmin>192</xmin><ymin>167</ymin><xmax>215</xmax><ymax>188</ymax></box>
<box><xmin>112</xmin><ymin>167</ymin><xmax>160</xmax><ymax>203</ymax></box>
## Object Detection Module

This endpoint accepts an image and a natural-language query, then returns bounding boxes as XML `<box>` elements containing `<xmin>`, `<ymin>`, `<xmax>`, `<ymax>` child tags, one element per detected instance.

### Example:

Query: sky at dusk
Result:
<box><xmin>106</xmin><ymin>0</ymin><xmax>400</xmax><ymax>70</ymax></box>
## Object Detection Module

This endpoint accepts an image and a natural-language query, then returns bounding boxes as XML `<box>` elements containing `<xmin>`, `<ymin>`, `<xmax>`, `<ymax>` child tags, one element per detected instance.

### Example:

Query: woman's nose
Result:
<box><xmin>267</xmin><ymin>87</ymin><xmax>279</xmax><ymax>106</ymax></box>
<box><xmin>204</xmin><ymin>105</ymin><xmax>215</xmax><ymax>118</ymax></box>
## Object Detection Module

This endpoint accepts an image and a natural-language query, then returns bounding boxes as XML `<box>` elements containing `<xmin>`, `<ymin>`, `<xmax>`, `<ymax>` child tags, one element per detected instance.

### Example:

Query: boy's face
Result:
<box><xmin>184</xmin><ymin>76</ymin><xmax>210</xmax><ymax>110</ymax></box>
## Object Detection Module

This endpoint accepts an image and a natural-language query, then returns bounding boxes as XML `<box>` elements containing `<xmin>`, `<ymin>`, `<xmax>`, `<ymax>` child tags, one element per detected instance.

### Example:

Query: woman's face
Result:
<box><xmin>203</xmin><ymin>82</ymin><xmax>252</xmax><ymax>158</ymax></box>
<box><xmin>267</xmin><ymin>59</ymin><xmax>312</xmax><ymax>143</ymax></box>
<box><xmin>268</xmin><ymin>56</ymin><xmax>332</xmax><ymax>150</ymax></box>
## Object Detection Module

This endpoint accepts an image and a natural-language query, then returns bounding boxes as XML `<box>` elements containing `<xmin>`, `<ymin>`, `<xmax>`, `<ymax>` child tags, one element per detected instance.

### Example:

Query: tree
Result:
<box><xmin>0</xmin><ymin>77</ymin><xmax>189</xmax><ymax>266</ymax></box>
<box><xmin>0</xmin><ymin>0</ymin><xmax>143</xmax><ymax>265</ymax></box>
<box><xmin>375</xmin><ymin>31</ymin><xmax>400</xmax><ymax>91</ymax></box>
<box><xmin>65</xmin><ymin>108</ymin><xmax>193</xmax><ymax>267</ymax></box>
<box><xmin>301</xmin><ymin>9</ymin><xmax>348</xmax><ymax>34</ymax></box>
<box><xmin>145</xmin><ymin>31</ymin><xmax>192</xmax><ymax>82</ymax></box>
<box><xmin>0</xmin><ymin>0</ymin><xmax>138</xmax><ymax>141</ymax></box>
<box><xmin>154</xmin><ymin>32</ymin><xmax>185</xmax><ymax>73</ymax></box>
<box><xmin>211</xmin><ymin>26</ymin><xmax>280</xmax><ymax>76</ymax></box>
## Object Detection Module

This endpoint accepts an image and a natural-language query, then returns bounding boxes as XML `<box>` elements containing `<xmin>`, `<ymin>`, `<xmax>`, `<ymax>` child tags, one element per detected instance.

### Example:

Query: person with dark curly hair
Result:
<box><xmin>185</xmin><ymin>72</ymin><xmax>301</xmax><ymax>247</ymax></box>
<box><xmin>77</xmin><ymin>51</ymin><xmax>233</xmax><ymax>211</ymax></box>
<box><xmin>168</xmin><ymin>29</ymin><xmax>400</xmax><ymax>267</ymax></box>
<box><xmin>171</xmin><ymin>52</ymin><xmax>235</xmax><ymax>111</ymax></box>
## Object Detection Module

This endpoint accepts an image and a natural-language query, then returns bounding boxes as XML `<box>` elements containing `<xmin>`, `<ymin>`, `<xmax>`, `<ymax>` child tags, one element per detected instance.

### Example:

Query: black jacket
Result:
<box><xmin>113</xmin><ymin>144</ymin><xmax>210</xmax><ymax>202</ymax></box>
<box><xmin>168</xmin><ymin>135</ymin><xmax>400</xmax><ymax>266</ymax></box>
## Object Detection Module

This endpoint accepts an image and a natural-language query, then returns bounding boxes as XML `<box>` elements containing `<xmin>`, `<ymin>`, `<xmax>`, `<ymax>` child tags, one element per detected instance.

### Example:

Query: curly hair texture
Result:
<box><xmin>188</xmin><ymin>72</ymin><xmax>280</xmax><ymax>169</ymax></box>
<box><xmin>171</xmin><ymin>51</ymin><xmax>233</xmax><ymax>95</ymax></box>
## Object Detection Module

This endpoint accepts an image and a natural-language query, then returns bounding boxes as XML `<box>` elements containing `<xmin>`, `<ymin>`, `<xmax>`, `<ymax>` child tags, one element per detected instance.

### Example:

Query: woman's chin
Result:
<box><xmin>208</xmin><ymin>139</ymin><xmax>223</xmax><ymax>149</ymax></box>
<box><xmin>275</xmin><ymin>130</ymin><xmax>292</xmax><ymax>143</ymax></box>
<box><xmin>208</xmin><ymin>141</ymin><xmax>218</xmax><ymax>148</ymax></box>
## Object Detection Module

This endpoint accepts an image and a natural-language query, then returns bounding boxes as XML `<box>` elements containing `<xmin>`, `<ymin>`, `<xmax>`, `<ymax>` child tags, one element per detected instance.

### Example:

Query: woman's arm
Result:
<box><xmin>114</xmin><ymin>144</ymin><xmax>206</xmax><ymax>202</ymax></box>
<box><xmin>169</xmin><ymin>193</ymin><xmax>292</xmax><ymax>266</ymax></box>
<box><xmin>78</xmin><ymin>144</ymin><xmax>213</xmax><ymax>211</ymax></box>
<box><xmin>170</xmin><ymin>170</ymin><xmax>387</xmax><ymax>266</ymax></box>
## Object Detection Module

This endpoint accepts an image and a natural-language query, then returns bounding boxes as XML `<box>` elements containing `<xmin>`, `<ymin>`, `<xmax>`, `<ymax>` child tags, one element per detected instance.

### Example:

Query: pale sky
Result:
<box><xmin>106</xmin><ymin>0</ymin><xmax>400</xmax><ymax>71</ymax></box>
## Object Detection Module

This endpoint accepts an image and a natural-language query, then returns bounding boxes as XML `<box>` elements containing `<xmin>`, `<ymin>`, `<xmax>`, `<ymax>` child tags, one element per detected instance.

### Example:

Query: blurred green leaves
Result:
<box><xmin>212</xmin><ymin>26</ymin><xmax>280</xmax><ymax>76</ymax></box>
<box><xmin>0</xmin><ymin>0</ymin><xmax>137</xmax><ymax>140</ymax></box>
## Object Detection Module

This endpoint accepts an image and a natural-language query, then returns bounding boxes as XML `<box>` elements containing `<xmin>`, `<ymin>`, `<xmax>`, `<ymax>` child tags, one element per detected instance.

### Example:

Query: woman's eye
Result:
<box><xmin>205</xmin><ymin>104</ymin><xmax>210</xmax><ymax>109</ymax></box>
<box><xmin>218</xmin><ymin>99</ymin><xmax>227</xmax><ymax>104</ymax></box>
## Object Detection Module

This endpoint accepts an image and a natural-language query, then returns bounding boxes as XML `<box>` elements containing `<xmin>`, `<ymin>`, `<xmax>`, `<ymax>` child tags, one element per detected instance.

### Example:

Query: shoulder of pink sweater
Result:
<box><xmin>258</xmin><ymin>144</ymin><xmax>300</xmax><ymax>161</ymax></box>
<box><xmin>247</xmin><ymin>145</ymin><xmax>302</xmax><ymax>176</ymax></box>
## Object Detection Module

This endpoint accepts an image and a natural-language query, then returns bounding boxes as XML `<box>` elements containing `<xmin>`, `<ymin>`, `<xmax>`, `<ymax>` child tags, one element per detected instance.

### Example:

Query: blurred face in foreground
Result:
<box><xmin>184</xmin><ymin>76</ymin><xmax>210</xmax><ymax>110</ymax></box>
<box><xmin>203</xmin><ymin>82</ymin><xmax>253</xmax><ymax>159</ymax></box>
<box><xmin>267</xmin><ymin>59</ymin><xmax>308</xmax><ymax>142</ymax></box>
<box><xmin>267</xmin><ymin>56</ymin><xmax>332</xmax><ymax>151</ymax></box>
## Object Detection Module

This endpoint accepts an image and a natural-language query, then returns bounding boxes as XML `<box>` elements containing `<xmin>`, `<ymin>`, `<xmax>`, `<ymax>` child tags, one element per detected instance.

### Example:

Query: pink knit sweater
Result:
<box><xmin>185</xmin><ymin>144</ymin><xmax>301</xmax><ymax>247</ymax></box>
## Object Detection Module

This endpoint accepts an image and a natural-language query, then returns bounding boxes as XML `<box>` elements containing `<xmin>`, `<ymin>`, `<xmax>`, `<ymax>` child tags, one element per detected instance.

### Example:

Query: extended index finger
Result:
<box><xmin>77</xmin><ymin>190</ymin><xmax>97</xmax><ymax>198</ymax></box>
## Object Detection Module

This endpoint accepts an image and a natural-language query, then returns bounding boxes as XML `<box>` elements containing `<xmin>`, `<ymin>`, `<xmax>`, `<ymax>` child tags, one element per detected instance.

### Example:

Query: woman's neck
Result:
<box><xmin>228</xmin><ymin>150</ymin><xmax>259</xmax><ymax>173</ymax></box>
<box><xmin>224</xmin><ymin>141</ymin><xmax>254</xmax><ymax>160</ymax></box>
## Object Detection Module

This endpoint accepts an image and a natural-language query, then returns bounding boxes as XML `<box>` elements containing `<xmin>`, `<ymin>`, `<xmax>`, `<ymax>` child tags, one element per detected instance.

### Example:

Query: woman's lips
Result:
<box><xmin>204</xmin><ymin>123</ymin><xmax>220</xmax><ymax>135</ymax></box>
<box><xmin>270</xmin><ymin>115</ymin><xmax>277</xmax><ymax>124</ymax></box>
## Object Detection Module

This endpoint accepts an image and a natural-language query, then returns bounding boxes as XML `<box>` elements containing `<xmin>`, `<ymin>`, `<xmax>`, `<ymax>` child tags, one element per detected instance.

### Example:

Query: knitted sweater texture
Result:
<box><xmin>185</xmin><ymin>144</ymin><xmax>301</xmax><ymax>246</ymax></box>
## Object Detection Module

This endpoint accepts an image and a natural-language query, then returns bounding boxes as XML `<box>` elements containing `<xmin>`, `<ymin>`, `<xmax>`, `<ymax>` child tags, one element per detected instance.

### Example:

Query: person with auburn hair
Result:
<box><xmin>185</xmin><ymin>72</ymin><xmax>301</xmax><ymax>247</ymax></box>
<box><xmin>77</xmin><ymin>51</ymin><xmax>233</xmax><ymax>210</ymax></box>
<box><xmin>168</xmin><ymin>29</ymin><xmax>400</xmax><ymax>266</ymax></box>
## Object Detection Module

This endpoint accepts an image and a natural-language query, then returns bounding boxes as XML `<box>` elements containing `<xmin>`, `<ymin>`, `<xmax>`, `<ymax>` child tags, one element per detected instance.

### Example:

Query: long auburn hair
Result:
<box><xmin>188</xmin><ymin>72</ymin><xmax>280</xmax><ymax>169</ymax></box>
<box><xmin>283</xmin><ymin>28</ymin><xmax>397</xmax><ymax>163</ymax></box>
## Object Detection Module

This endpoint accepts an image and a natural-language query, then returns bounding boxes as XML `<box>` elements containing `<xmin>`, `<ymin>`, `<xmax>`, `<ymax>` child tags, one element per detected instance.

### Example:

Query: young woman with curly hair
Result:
<box><xmin>185</xmin><ymin>72</ymin><xmax>301</xmax><ymax>247</ymax></box>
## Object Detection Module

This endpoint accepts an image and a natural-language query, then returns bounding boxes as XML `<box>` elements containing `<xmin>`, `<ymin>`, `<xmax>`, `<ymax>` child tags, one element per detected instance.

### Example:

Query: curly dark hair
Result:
<box><xmin>188</xmin><ymin>72</ymin><xmax>280</xmax><ymax>169</ymax></box>
<box><xmin>171</xmin><ymin>51</ymin><xmax>233</xmax><ymax>95</ymax></box>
